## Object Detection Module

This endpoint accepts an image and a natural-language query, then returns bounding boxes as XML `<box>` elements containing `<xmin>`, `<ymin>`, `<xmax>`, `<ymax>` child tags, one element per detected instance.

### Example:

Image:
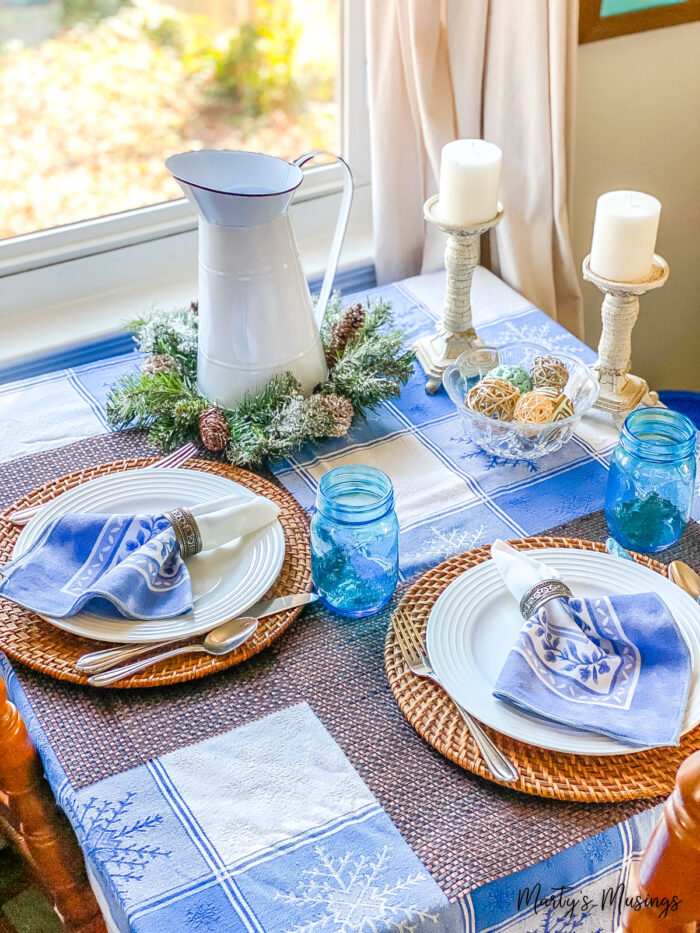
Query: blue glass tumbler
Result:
<box><xmin>605</xmin><ymin>407</ymin><xmax>696</xmax><ymax>553</ymax></box>
<box><xmin>310</xmin><ymin>465</ymin><xmax>399</xmax><ymax>617</ymax></box>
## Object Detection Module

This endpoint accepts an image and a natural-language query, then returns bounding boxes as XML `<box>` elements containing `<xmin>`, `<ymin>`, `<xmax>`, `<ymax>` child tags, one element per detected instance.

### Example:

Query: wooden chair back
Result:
<box><xmin>0</xmin><ymin>676</ymin><xmax>106</xmax><ymax>932</ymax></box>
<box><xmin>622</xmin><ymin>749</ymin><xmax>700</xmax><ymax>933</ymax></box>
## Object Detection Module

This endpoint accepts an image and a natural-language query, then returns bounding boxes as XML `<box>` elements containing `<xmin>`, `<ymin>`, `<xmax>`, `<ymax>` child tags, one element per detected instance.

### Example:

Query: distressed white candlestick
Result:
<box><xmin>415</xmin><ymin>195</ymin><xmax>504</xmax><ymax>394</ymax></box>
<box><xmin>582</xmin><ymin>253</ymin><xmax>668</xmax><ymax>427</ymax></box>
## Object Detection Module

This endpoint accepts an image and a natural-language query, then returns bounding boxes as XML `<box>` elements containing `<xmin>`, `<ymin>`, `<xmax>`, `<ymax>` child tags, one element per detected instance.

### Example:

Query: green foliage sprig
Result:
<box><xmin>106</xmin><ymin>295</ymin><xmax>415</xmax><ymax>468</ymax></box>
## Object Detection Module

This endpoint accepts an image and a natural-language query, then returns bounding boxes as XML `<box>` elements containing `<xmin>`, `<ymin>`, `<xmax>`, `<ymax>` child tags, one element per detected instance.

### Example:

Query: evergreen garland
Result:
<box><xmin>106</xmin><ymin>296</ymin><xmax>415</xmax><ymax>468</ymax></box>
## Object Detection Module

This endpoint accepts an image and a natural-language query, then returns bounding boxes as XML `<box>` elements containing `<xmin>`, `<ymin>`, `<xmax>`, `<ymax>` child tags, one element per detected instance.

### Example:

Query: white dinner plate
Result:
<box><xmin>426</xmin><ymin>548</ymin><xmax>700</xmax><ymax>756</ymax></box>
<box><xmin>13</xmin><ymin>468</ymin><xmax>285</xmax><ymax>643</ymax></box>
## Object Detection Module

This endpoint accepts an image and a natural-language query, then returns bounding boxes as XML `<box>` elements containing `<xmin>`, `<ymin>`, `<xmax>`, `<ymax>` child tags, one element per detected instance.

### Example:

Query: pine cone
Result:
<box><xmin>198</xmin><ymin>406</ymin><xmax>231</xmax><ymax>452</ymax></box>
<box><xmin>319</xmin><ymin>394</ymin><xmax>354</xmax><ymax>437</ymax></box>
<box><xmin>325</xmin><ymin>303</ymin><xmax>366</xmax><ymax>369</ymax></box>
<box><xmin>142</xmin><ymin>354</ymin><xmax>174</xmax><ymax>375</ymax></box>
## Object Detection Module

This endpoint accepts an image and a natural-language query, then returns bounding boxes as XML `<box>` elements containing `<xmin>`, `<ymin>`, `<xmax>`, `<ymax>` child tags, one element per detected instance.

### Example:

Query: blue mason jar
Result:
<box><xmin>605</xmin><ymin>407</ymin><xmax>696</xmax><ymax>553</ymax></box>
<box><xmin>310</xmin><ymin>465</ymin><xmax>399</xmax><ymax>617</ymax></box>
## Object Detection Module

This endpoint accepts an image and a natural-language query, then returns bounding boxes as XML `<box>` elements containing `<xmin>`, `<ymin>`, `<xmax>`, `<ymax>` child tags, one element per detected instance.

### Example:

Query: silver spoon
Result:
<box><xmin>87</xmin><ymin>616</ymin><xmax>258</xmax><ymax>687</ymax></box>
<box><xmin>77</xmin><ymin>593</ymin><xmax>317</xmax><ymax>675</ymax></box>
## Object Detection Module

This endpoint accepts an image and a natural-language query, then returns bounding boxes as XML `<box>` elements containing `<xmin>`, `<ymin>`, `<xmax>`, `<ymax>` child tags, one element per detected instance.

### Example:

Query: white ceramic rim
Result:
<box><xmin>165</xmin><ymin>149</ymin><xmax>303</xmax><ymax>197</ymax></box>
<box><xmin>426</xmin><ymin>548</ymin><xmax>700</xmax><ymax>756</ymax></box>
<box><xmin>12</xmin><ymin>468</ymin><xmax>285</xmax><ymax>643</ymax></box>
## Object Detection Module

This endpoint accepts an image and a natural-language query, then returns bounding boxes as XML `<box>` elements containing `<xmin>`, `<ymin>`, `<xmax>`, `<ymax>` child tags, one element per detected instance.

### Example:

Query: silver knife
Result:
<box><xmin>247</xmin><ymin>591</ymin><xmax>318</xmax><ymax>617</ymax></box>
<box><xmin>76</xmin><ymin>591</ymin><xmax>318</xmax><ymax>675</ymax></box>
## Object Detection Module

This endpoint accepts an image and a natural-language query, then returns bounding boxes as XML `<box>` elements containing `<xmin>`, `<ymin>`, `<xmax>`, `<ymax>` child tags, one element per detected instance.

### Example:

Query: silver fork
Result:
<box><xmin>3</xmin><ymin>442</ymin><xmax>199</xmax><ymax>527</ymax></box>
<box><xmin>394</xmin><ymin>617</ymin><xmax>519</xmax><ymax>783</ymax></box>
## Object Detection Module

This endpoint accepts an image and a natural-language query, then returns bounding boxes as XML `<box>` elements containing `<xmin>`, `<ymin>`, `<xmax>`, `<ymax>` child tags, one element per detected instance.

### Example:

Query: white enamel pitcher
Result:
<box><xmin>165</xmin><ymin>149</ymin><xmax>353</xmax><ymax>408</ymax></box>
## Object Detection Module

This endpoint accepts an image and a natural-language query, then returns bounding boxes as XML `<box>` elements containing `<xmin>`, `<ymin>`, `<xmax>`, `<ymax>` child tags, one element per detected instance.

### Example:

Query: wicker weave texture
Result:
<box><xmin>0</xmin><ymin>458</ymin><xmax>312</xmax><ymax>688</ymax></box>
<box><xmin>387</xmin><ymin>535</ymin><xmax>700</xmax><ymax>803</ymax></box>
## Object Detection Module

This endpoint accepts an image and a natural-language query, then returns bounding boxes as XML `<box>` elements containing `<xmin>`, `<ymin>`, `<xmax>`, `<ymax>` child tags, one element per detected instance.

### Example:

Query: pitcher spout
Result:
<box><xmin>166</xmin><ymin>149</ymin><xmax>303</xmax><ymax>228</ymax></box>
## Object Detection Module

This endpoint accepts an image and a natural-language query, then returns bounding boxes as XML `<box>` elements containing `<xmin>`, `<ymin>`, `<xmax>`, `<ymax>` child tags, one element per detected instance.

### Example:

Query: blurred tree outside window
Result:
<box><xmin>0</xmin><ymin>0</ymin><xmax>339</xmax><ymax>239</ymax></box>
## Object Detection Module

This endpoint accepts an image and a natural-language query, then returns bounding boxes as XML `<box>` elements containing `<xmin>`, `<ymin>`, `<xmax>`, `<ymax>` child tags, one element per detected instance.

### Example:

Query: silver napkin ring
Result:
<box><xmin>165</xmin><ymin>507</ymin><xmax>202</xmax><ymax>560</ymax></box>
<box><xmin>519</xmin><ymin>579</ymin><xmax>573</xmax><ymax>619</ymax></box>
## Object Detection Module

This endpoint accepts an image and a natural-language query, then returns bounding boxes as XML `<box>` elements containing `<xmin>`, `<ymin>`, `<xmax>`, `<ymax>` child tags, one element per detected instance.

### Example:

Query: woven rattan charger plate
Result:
<box><xmin>0</xmin><ymin>457</ymin><xmax>312</xmax><ymax>688</ymax></box>
<box><xmin>386</xmin><ymin>535</ymin><xmax>700</xmax><ymax>803</ymax></box>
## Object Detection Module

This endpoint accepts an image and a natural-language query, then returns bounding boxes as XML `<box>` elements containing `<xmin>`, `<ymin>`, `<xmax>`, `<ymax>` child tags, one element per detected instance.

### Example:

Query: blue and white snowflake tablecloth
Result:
<box><xmin>65</xmin><ymin>703</ymin><xmax>449</xmax><ymax>933</ymax></box>
<box><xmin>0</xmin><ymin>266</ymin><xmax>684</xmax><ymax>932</ymax></box>
<box><xmin>0</xmin><ymin>656</ymin><xmax>663</xmax><ymax>933</ymax></box>
<box><xmin>271</xmin><ymin>269</ymin><xmax>627</xmax><ymax>580</ymax></box>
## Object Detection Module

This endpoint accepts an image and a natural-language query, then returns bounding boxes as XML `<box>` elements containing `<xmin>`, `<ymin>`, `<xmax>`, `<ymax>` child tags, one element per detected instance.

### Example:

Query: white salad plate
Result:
<box><xmin>13</xmin><ymin>468</ymin><xmax>285</xmax><ymax>643</ymax></box>
<box><xmin>426</xmin><ymin>548</ymin><xmax>700</xmax><ymax>756</ymax></box>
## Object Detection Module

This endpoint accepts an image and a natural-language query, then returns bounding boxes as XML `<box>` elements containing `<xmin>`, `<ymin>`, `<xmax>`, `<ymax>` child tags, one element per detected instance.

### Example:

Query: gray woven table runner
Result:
<box><xmin>1</xmin><ymin>430</ymin><xmax>699</xmax><ymax>900</ymax></box>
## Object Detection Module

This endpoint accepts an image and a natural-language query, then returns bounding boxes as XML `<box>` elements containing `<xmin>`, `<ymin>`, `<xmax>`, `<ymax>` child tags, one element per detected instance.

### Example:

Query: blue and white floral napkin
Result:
<box><xmin>0</xmin><ymin>494</ymin><xmax>279</xmax><ymax>621</ymax></box>
<box><xmin>490</xmin><ymin>540</ymin><xmax>692</xmax><ymax>748</ymax></box>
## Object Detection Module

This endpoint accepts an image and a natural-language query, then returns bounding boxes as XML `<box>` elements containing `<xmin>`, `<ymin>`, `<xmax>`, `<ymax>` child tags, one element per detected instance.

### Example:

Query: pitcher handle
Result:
<box><xmin>294</xmin><ymin>151</ymin><xmax>354</xmax><ymax>327</ymax></box>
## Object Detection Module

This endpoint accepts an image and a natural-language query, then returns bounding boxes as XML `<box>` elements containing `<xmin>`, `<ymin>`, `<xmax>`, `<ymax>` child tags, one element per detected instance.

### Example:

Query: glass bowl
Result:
<box><xmin>443</xmin><ymin>341</ymin><xmax>600</xmax><ymax>461</ymax></box>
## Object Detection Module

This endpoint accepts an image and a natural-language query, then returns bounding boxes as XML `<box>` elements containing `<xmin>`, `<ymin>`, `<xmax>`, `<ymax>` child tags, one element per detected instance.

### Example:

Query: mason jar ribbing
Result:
<box><xmin>310</xmin><ymin>465</ymin><xmax>399</xmax><ymax>617</ymax></box>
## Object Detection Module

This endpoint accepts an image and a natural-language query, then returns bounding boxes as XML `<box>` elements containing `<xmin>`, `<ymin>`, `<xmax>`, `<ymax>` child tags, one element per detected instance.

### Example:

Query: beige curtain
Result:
<box><xmin>366</xmin><ymin>0</ymin><xmax>584</xmax><ymax>338</ymax></box>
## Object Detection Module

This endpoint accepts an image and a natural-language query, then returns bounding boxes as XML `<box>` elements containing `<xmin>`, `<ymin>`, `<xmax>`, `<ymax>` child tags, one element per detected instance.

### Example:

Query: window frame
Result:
<box><xmin>0</xmin><ymin>0</ymin><xmax>372</xmax><ymax>359</ymax></box>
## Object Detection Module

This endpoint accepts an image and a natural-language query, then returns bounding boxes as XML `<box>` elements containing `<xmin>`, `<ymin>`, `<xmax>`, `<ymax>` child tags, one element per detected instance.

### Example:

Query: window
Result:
<box><xmin>1</xmin><ymin>0</ymin><xmax>341</xmax><ymax>238</ymax></box>
<box><xmin>0</xmin><ymin>0</ymin><xmax>371</xmax><ymax>360</ymax></box>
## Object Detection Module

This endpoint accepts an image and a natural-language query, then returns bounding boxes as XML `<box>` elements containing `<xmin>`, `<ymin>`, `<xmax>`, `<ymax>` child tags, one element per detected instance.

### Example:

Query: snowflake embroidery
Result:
<box><xmin>73</xmin><ymin>792</ymin><xmax>171</xmax><ymax>893</ymax></box>
<box><xmin>276</xmin><ymin>844</ymin><xmax>439</xmax><ymax>932</ymax></box>
<box><xmin>185</xmin><ymin>903</ymin><xmax>223</xmax><ymax>929</ymax></box>
<box><xmin>461</xmin><ymin>445</ymin><xmax>540</xmax><ymax>473</ymax></box>
<box><xmin>526</xmin><ymin>908</ymin><xmax>603</xmax><ymax>933</ymax></box>
<box><xmin>580</xmin><ymin>832</ymin><xmax>615</xmax><ymax>862</ymax></box>
<box><xmin>483</xmin><ymin>884</ymin><xmax>515</xmax><ymax>912</ymax></box>
<box><xmin>454</xmin><ymin>429</ymin><xmax>539</xmax><ymax>473</ymax></box>
<box><xmin>416</xmin><ymin>523</ymin><xmax>487</xmax><ymax>564</ymax></box>
<box><xmin>492</xmin><ymin>321</ymin><xmax>586</xmax><ymax>359</ymax></box>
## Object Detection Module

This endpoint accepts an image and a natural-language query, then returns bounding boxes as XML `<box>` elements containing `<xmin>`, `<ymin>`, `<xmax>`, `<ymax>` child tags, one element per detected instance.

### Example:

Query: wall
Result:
<box><xmin>572</xmin><ymin>21</ymin><xmax>700</xmax><ymax>392</ymax></box>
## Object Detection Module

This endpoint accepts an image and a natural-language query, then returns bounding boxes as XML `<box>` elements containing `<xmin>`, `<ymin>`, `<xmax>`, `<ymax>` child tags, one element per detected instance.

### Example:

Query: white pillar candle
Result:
<box><xmin>589</xmin><ymin>190</ymin><xmax>661</xmax><ymax>283</ymax></box>
<box><xmin>438</xmin><ymin>139</ymin><xmax>502</xmax><ymax>226</ymax></box>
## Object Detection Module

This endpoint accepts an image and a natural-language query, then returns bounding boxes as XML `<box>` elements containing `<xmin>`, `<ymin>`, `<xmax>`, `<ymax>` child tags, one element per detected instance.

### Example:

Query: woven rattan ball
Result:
<box><xmin>537</xmin><ymin>386</ymin><xmax>575</xmax><ymax>421</ymax></box>
<box><xmin>552</xmin><ymin>396</ymin><xmax>575</xmax><ymax>422</ymax></box>
<box><xmin>466</xmin><ymin>377</ymin><xmax>520</xmax><ymax>421</ymax></box>
<box><xmin>513</xmin><ymin>391</ymin><xmax>555</xmax><ymax>424</ymax></box>
<box><xmin>536</xmin><ymin>388</ymin><xmax>575</xmax><ymax>421</ymax></box>
<box><xmin>531</xmin><ymin>355</ymin><xmax>569</xmax><ymax>391</ymax></box>
<box><xmin>485</xmin><ymin>364</ymin><xmax>532</xmax><ymax>394</ymax></box>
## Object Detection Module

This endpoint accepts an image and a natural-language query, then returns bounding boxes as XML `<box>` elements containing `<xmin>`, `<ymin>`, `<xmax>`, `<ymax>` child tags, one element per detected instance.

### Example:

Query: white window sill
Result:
<box><xmin>0</xmin><ymin>184</ymin><xmax>373</xmax><ymax>369</ymax></box>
